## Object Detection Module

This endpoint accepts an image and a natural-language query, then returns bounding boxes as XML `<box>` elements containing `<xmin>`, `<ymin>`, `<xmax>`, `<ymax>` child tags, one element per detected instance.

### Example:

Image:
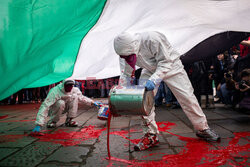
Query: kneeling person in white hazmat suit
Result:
<box><xmin>114</xmin><ymin>31</ymin><xmax>220</xmax><ymax>151</ymax></box>
<box><xmin>32</xmin><ymin>79</ymin><xmax>101</xmax><ymax>133</ymax></box>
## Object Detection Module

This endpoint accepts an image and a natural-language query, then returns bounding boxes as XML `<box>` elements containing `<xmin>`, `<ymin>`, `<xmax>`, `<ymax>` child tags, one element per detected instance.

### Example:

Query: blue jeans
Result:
<box><xmin>218</xmin><ymin>83</ymin><xmax>233</xmax><ymax>105</ymax></box>
<box><xmin>164</xmin><ymin>84</ymin><xmax>173</xmax><ymax>105</ymax></box>
<box><xmin>155</xmin><ymin>81</ymin><xmax>177</xmax><ymax>106</ymax></box>
<box><xmin>155</xmin><ymin>81</ymin><xmax>166</xmax><ymax>106</ymax></box>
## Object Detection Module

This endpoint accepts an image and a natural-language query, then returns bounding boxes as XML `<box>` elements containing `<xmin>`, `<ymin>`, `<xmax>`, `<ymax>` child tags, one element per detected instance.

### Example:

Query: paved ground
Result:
<box><xmin>0</xmin><ymin>99</ymin><xmax>249</xmax><ymax>167</ymax></box>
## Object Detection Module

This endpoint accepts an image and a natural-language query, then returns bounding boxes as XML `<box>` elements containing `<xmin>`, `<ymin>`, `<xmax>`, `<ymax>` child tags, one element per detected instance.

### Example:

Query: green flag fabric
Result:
<box><xmin>0</xmin><ymin>0</ymin><xmax>106</xmax><ymax>100</ymax></box>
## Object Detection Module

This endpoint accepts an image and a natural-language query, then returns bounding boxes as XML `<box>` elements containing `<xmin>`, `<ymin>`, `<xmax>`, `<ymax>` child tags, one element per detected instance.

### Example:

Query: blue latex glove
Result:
<box><xmin>32</xmin><ymin>125</ymin><xmax>41</xmax><ymax>133</ymax></box>
<box><xmin>145</xmin><ymin>80</ymin><xmax>155</xmax><ymax>91</ymax></box>
<box><xmin>93</xmin><ymin>101</ymin><xmax>103</xmax><ymax>108</ymax></box>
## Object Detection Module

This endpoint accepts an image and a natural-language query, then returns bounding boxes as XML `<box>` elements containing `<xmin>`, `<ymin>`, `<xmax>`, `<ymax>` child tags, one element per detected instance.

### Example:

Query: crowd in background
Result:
<box><xmin>155</xmin><ymin>37</ymin><xmax>250</xmax><ymax>112</ymax></box>
<box><xmin>1</xmin><ymin>37</ymin><xmax>249</xmax><ymax>112</ymax></box>
<box><xmin>0</xmin><ymin>77</ymin><xmax>119</xmax><ymax>105</ymax></box>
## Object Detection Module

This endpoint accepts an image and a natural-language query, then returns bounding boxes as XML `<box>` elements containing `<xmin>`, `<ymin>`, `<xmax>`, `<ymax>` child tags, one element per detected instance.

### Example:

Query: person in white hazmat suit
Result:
<box><xmin>114</xmin><ymin>31</ymin><xmax>220</xmax><ymax>151</ymax></box>
<box><xmin>32</xmin><ymin>79</ymin><xmax>102</xmax><ymax>133</ymax></box>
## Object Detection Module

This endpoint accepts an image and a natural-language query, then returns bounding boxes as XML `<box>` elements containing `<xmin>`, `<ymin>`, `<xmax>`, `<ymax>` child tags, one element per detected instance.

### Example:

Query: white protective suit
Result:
<box><xmin>114</xmin><ymin>31</ymin><xmax>209</xmax><ymax>134</ymax></box>
<box><xmin>35</xmin><ymin>80</ymin><xmax>93</xmax><ymax>126</ymax></box>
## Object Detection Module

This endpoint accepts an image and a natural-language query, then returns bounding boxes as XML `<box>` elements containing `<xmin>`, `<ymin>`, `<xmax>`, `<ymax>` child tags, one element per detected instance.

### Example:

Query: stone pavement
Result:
<box><xmin>0</xmin><ymin>99</ymin><xmax>249</xmax><ymax>167</ymax></box>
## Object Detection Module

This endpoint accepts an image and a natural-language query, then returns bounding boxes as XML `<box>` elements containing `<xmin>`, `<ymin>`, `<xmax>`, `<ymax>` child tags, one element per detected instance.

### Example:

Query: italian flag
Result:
<box><xmin>1</xmin><ymin>0</ymin><xmax>250</xmax><ymax>100</ymax></box>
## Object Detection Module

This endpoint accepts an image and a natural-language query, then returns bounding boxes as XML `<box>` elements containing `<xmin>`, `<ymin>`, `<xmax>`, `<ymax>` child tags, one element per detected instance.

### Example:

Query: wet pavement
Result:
<box><xmin>0</xmin><ymin>99</ymin><xmax>249</xmax><ymax>167</ymax></box>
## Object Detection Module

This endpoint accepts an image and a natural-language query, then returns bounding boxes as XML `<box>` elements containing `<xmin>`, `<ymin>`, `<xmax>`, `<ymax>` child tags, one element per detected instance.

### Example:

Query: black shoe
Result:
<box><xmin>65</xmin><ymin>121</ymin><xmax>78</xmax><ymax>127</ymax></box>
<box><xmin>196</xmin><ymin>129</ymin><xmax>220</xmax><ymax>142</ymax></box>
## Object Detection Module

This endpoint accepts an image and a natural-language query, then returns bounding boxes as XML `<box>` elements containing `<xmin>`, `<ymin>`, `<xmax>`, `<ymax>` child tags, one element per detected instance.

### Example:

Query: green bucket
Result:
<box><xmin>108</xmin><ymin>85</ymin><xmax>154</xmax><ymax>116</ymax></box>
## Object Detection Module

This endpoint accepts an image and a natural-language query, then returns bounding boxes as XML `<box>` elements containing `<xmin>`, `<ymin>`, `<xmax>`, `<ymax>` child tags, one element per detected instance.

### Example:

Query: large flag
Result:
<box><xmin>1</xmin><ymin>0</ymin><xmax>250</xmax><ymax>100</ymax></box>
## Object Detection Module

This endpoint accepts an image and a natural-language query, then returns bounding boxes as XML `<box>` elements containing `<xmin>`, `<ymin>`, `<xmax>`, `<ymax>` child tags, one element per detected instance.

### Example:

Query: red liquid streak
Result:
<box><xmin>109</xmin><ymin>156</ymin><xmax>134</xmax><ymax>165</ymax></box>
<box><xmin>0</xmin><ymin>115</ymin><xmax>8</xmax><ymax>119</ymax></box>
<box><xmin>107</xmin><ymin>109</ymin><xmax>112</xmax><ymax>159</ymax></box>
<box><xmin>33</xmin><ymin>125</ymin><xmax>106</xmax><ymax>146</ymax></box>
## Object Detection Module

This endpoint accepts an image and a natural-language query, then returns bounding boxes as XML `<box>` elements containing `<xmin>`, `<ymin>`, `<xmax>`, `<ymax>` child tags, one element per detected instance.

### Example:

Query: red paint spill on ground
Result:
<box><xmin>0</xmin><ymin>115</ymin><xmax>8</xmax><ymax>119</ymax></box>
<box><xmin>156</xmin><ymin>121</ymin><xmax>176</xmax><ymax>132</ymax></box>
<box><xmin>106</xmin><ymin>121</ymin><xmax>250</xmax><ymax>167</ymax></box>
<box><xmin>160</xmin><ymin>131</ymin><xmax>250</xmax><ymax>167</ymax></box>
<box><xmin>33</xmin><ymin>125</ymin><xmax>106</xmax><ymax>146</ymax></box>
<box><xmin>1</xmin><ymin>114</ymin><xmax>248</xmax><ymax>167</ymax></box>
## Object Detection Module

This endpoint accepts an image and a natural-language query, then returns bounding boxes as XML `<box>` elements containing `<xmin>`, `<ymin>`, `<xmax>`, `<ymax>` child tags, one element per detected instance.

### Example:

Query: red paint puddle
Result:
<box><xmin>105</xmin><ymin>121</ymin><xmax>250</xmax><ymax>167</ymax></box>
<box><xmin>0</xmin><ymin>115</ymin><xmax>8</xmax><ymax>119</ymax></box>
<box><xmin>0</xmin><ymin>134</ymin><xmax>27</xmax><ymax>143</ymax></box>
<box><xmin>156</xmin><ymin>121</ymin><xmax>176</xmax><ymax>132</ymax></box>
<box><xmin>160</xmin><ymin>131</ymin><xmax>250</xmax><ymax>167</ymax></box>
<box><xmin>33</xmin><ymin>125</ymin><xmax>106</xmax><ymax>146</ymax></box>
<box><xmin>0</xmin><ymin>119</ymin><xmax>35</xmax><ymax>123</ymax></box>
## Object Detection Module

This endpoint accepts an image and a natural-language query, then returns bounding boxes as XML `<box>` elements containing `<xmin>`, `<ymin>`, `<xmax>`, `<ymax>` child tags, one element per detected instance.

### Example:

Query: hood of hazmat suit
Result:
<box><xmin>114</xmin><ymin>32</ymin><xmax>140</xmax><ymax>56</ymax></box>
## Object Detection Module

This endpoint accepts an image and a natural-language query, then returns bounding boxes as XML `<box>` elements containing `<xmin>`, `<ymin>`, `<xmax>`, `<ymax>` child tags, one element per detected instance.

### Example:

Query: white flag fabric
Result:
<box><xmin>72</xmin><ymin>0</ymin><xmax>250</xmax><ymax>80</ymax></box>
